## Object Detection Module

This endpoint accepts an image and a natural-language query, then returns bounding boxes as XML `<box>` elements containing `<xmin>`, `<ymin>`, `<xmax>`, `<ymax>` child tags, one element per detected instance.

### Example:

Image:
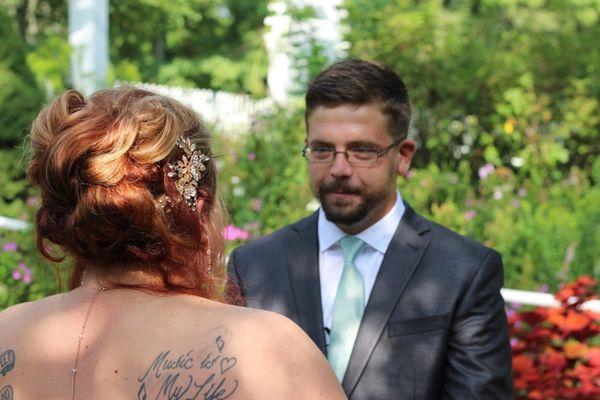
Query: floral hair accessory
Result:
<box><xmin>166</xmin><ymin>136</ymin><xmax>210</xmax><ymax>211</ymax></box>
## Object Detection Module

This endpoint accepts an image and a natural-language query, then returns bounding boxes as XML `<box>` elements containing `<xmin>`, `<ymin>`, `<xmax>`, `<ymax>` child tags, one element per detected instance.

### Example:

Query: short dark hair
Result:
<box><xmin>305</xmin><ymin>59</ymin><xmax>411</xmax><ymax>140</ymax></box>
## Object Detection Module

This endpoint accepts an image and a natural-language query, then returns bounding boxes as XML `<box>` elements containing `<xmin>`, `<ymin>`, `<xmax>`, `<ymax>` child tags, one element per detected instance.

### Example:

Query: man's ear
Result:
<box><xmin>396</xmin><ymin>139</ymin><xmax>416</xmax><ymax>177</ymax></box>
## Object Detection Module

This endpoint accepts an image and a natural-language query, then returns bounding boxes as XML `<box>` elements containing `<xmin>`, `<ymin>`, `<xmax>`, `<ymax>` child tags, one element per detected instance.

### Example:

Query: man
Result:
<box><xmin>228</xmin><ymin>59</ymin><xmax>513</xmax><ymax>399</ymax></box>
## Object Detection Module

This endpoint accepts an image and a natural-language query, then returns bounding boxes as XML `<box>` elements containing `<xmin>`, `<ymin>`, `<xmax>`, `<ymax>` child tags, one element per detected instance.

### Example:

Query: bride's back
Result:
<box><xmin>1</xmin><ymin>287</ymin><xmax>343</xmax><ymax>399</ymax></box>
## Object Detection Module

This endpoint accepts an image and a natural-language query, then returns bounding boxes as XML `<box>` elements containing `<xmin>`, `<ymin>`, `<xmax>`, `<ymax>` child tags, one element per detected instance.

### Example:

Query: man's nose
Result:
<box><xmin>329</xmin><ymin>151</ymin><xmax>353</xmax><ymax>178</ymax></box>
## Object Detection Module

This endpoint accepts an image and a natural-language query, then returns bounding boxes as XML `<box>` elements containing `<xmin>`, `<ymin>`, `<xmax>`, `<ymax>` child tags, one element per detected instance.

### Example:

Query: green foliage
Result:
<box><xmin>2</xmin><ymin>0</ymin><xmax>270</xmax><ymax>97</ymax></box>
<box><xmin>0</xmin><ymin>5</ymin><xmax>45</xmax><ymax>146</ymax></box>
<box><xmin>0</xmin><ymin>149</ymin><xmax>33</xmax><ymax>218</ymax></box>
<box><xmin>323</xmin><ymin>0</ymin><xmax>600</xmax><ymax>289</ymax></box>
<box><xmin>0</xmin><ymin>150</ymin><xmax>61</xmax><ymax>310</ymax></box>
<box><xmin>343</xmin><ymin>0</ymin><xmax>600</xmax><ymax>183</ymax></box>
<box><xmin>216</xmin><ymin>107</ymin><xmax>314</xmax><ymax>240</ymax></box>
<box><xmin>26</xmin><ymin>35</ymin><xmax>70</xmax><ymax>97</ymax></box>
<box><xmin>109</xmin><ymin>0</ymin><xmax>270</xmax><ymax>96</ymax></box>
<box><xmin>0</xmin><ymin>229</ymin><xmax>61</xmax><ymax>309</ymax></box>
<box><xmin>285</xmin><ymin>3</ymin><xmax>335</xmax><ymax>95</ymax></box>
<box><xmin>401</xmin><ymin>164</ymin><xmax>600</xmax><ymax>290</ymax></box>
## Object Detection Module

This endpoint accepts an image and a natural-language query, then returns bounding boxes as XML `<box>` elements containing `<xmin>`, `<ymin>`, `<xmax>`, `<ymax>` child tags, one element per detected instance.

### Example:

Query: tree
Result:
<box><xmin>1</xmin><ymin>0</ymin><xmax>271</xmax><ymax>97</ymax></box>
<box><xmin>109</xmin><ymin>0</ymin><xmax>270</xmax><ymax>96</ymax></box>
<box><xmin>343</xmin><ymin>0</ymin><xmax>600</xmax><ymax>183</ymax></box>
<box><xmin>0</xmin><ymin>5</ymin><xmax>45</xmax><ymax>146</ymax></box>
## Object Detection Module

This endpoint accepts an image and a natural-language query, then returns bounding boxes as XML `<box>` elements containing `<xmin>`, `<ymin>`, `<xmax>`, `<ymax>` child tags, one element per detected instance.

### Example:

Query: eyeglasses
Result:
<box><xmin>302</xmin><ymin>140</ymin><xmax>402</xmax><ymax>166</ymax></box>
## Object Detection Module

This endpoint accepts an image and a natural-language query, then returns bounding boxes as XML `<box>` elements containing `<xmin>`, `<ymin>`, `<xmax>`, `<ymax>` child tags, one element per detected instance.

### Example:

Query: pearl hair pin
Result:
<box><xmin>166</xmin><ymin>136</ymin><xmax>210</xmax><ymax>211</ymax></box>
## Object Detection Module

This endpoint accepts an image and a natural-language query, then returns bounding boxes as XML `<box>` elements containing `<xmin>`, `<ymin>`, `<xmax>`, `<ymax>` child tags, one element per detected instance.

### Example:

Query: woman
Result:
<box><xmin>0</xmin><ymin>88</ymin><xmax>346</xmax><ymax>399</ymax></box>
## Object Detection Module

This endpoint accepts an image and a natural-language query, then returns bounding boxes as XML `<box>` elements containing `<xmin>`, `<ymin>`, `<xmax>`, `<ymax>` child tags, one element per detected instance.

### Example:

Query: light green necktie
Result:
<box><xmin>328</xmin><ymin>236</ymin><xmax>366</xmax><ymax>382</ymax></box>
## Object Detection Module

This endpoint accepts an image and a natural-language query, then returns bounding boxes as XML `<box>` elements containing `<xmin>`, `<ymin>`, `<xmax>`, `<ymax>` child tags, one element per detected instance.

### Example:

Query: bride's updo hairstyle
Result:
<box><xmin>27</xmin><ymin>87</ymin><xmax>230</xmax><ymax>301</ymax></box>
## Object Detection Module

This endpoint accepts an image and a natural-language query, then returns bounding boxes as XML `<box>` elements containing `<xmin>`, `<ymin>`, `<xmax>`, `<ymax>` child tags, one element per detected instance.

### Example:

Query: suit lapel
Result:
<box><xmin>343</xmin><ymin>205</ymin><xmax>431</xmax><ymax>395</ymax></box>
<box><xmin>286</xmin><ymin>213</ymin><xmax>327</xmax><ymax>354</ymax></box>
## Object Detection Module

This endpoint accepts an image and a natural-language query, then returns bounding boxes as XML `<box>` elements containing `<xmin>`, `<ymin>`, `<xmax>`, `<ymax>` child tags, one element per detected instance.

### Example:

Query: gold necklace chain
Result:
<box><xmin>71</xmin><ymin>286</ymin><xmax>105</xmax><ymax>400</ymax></box>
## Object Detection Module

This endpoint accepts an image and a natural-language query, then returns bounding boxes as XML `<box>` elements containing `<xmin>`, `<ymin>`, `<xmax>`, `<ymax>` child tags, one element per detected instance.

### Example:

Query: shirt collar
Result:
<box><xmin>318</xmin><ymin>191</ymin><xmax>405</xmax><ymax>254</ymax></box>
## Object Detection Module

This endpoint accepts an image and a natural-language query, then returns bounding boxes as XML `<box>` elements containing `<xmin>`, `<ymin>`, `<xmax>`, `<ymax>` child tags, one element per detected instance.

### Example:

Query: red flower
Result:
<box><xmin>510</xmin><ymin>276</ymin><xmax>600</xmax><ymax>399</ymax></box>
<box><xmin>547</xmin><ymin>309</ymin><xmax>591</xmax><ymax>333</ymax></box>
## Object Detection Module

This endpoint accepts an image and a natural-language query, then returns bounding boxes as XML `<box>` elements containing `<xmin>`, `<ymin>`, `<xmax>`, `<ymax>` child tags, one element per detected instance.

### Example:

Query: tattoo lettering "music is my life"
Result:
<box><xmin>137</xmin><ymin>335</ymin><xmax>238</xmax><ymax>400</ymax></box>
<box><xmin>0</xmin><ymin>347</ymin><xmax>16</xmax><ymax>400</ymax></box>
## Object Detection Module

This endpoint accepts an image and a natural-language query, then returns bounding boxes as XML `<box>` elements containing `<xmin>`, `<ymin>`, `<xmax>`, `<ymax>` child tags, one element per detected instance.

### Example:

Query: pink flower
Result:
<box><xmin>26</xmin><ymin>196</ymin><xmax>40</xmax><ymax>206</ymax></box>
<box><xmin>512</xmin><ymin>200</ymin><xmax>520</xmax><ymax>208</ymax></box>
<box><xmin>510</xmin><ymin>302</ymin><xmax>522</xmax><ymax>310</ymax></box>
<box><xmin>478</xmin><ymin>163</ymin><xmax>495</xmax><ymax>180</ymax></box>
<box><xmin>222</xmin><ymin>225</ymin><xmax>250</xmax><ymax>241</ymax></box>
<box><xmin>464</xmin><ymin>210</ymin><xmax>477</xmax><ymax>221</ymax></box>
<box><xmin>2</xmin><ymin>242</ymin><xmax>18</xmax><ymax>252</ymax></box>
<box><xmin>246</xmin><ymin>221</ymin><xmax>260</xmax><ymax>231</ymax></box>
<box><xmin>514</xmin><ymin>320</ymin><xmax>522</xmax><ymax>329</ymax></box>
<box><xmin>13</xmin><ymin>262</ymin><xmax>32</xmax><ymax>284</ymax></box>
<box><xmin>251</xmin><ymin>198</ymin><xmax>262</xmax><ymax>212</ymax></box>
<box><xmin>19</xmin><ymin>261</ymin><xmax>31</xmax><ymax>275</ymax></box>
<box><xmin>247</xmin><ymin>152</ymin><xmax>256</xmax><ymax>161</ymax></box>
<box><xmin>518</xmin><ymin>188</ymin><xmax>527</xmax><ymax>197</ymax></box>
<box><xmin>493</xmin><ymin>188</ymin><xmax>503</xmax><ymax>200</ymax></box>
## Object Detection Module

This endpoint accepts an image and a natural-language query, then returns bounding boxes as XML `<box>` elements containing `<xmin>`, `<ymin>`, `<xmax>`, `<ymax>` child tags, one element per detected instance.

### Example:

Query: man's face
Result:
<box><xmin>306</xmin><ymin>104</ymin><xmax>415</xmax><ymax>234</ymax></box>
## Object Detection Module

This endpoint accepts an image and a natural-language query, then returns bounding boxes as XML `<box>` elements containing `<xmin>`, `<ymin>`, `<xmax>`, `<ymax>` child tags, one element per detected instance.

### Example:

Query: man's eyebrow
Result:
<box><xmin>307</xmin><ymin>140</ymin><xmax>334</xmax><ymax>147</ymax></box>
<box><xmin>308</xmin><ymin>140</ymin><xmax>381</xmax><ymax>147</ymax></box>
<box><xmin>346</xmin><ymin>140</ymin><xmax>380</xmax><ymax>148</ymax></box>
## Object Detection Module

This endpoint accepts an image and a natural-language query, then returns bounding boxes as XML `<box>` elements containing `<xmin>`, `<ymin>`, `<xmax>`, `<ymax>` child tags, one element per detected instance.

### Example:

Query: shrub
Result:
<box><xmin>0</xmin><ymin>6</ymin><xmax>45</xmax><ymax>146</ymax></box>
<box><xmin>509</xmin><ymin>276</ymin><xmax>600</xmax><ymax>399</ymax></box>
<box><xmin>0</xmin><ymin>229</ymin><xmax>62</xmax><ymax>309</ymax></box>
<box><xmin>216</xmin><ymin>106</ymin><xmax>314</xmax><ymax>239</ymax></box>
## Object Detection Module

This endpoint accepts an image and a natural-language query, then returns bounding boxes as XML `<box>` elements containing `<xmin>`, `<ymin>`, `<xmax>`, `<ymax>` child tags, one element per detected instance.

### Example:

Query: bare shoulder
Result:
<box><xmin>0</xmin><ymin>292</ymin><xmax>68</xmax><ymax>327</ymax></box>
<box><xmin>235</xmin><ymin>307</ymin><xmax>314</xmax><ymax>348</ymax></box>
<box><xmin>226</xmin><ymin>307</ymin><xmax>346</xmax><ymax>400</ymax></box>
<box><xmin>0</xmin><ymin>296</ymin><xmax>67</xmax><ymax>398</ymax></box>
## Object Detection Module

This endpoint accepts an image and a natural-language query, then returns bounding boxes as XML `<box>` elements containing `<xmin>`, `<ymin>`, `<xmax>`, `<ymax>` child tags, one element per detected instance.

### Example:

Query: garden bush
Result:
<box><xmin>0</xmin><ymin>228</ymin><xmax>61</xmax><ymax>310</ymax></box>
<box><xmin>510</xmin><ymin>276</ymin><xmax>600</xmax><ymax>399</ymax></box>
<box><xmin>0</xmin><ymin>148</ymin><xmax>63</xmax><ymax>309</ymax></box>
<box><xmin>343</xmin><ymin>0</ymin><xmax>599</xmax><ymax>181</ymax></box>
<box><xmin>216</xmin><ymin>105</ymin><xmax>314</xmax><ymax>238</ymax></box>
<box><xmin>0</xmin><ymin>6</ymin><xmax>45</xmax><ymax>146</ymax></box>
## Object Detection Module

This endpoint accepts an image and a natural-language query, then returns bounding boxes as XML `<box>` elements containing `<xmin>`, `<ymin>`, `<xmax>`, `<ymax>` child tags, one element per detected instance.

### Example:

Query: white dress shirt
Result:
<box><xmin>318</xmin><ymin>191</ymin><xmax>406</xmax><ymax>341</ymax></box>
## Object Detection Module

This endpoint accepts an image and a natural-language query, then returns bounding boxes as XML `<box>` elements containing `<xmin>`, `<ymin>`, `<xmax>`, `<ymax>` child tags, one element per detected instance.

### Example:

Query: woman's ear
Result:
<box><xmin>396</xmin><ymin>139</ymin><xmax>416</xmax><ymax>177</ymax></box>
<box><xmin>196</xmin><ymin>197</ymin><xmax>206</xmax><ymax>213</ymax></box>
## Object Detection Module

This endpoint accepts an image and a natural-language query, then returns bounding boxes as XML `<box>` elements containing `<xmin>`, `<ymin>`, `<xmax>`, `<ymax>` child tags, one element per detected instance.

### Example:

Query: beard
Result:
<box><xmin>316</xmin><ymin>179</ymin><xmax>389</xmax><ymax>226</ymax></box>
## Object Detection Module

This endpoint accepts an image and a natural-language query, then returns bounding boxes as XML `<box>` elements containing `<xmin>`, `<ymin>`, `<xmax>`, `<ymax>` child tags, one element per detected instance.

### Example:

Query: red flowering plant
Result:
<box><xmin>509</xmin><ymin>276</ymin><xmax>600</xmax><ymax>399</ymax></box>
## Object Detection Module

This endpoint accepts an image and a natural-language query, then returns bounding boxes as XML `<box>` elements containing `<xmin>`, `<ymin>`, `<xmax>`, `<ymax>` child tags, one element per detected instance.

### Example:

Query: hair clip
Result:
<box><xmin>167</xmin><ymin>136</ymin><xmax>210</xmax><ymax>211</ymax></box>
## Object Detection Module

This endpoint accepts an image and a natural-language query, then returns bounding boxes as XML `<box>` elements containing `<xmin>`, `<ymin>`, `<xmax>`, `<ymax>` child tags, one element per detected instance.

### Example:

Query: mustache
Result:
<box><xmin>319</xmin><ymin>180</ymin><xmax>363</xmax><ymax>195</ymax></box>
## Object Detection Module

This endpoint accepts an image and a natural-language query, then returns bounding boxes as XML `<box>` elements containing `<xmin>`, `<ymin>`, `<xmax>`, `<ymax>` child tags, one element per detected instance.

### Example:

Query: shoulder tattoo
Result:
<box><xmin>137</xmin><ymin>332</ymin><xmax>239</xmax><ymax>400</ymax></box>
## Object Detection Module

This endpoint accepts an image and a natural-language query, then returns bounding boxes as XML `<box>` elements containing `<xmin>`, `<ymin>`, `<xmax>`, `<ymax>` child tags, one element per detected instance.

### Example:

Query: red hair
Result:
<box><xmin>27</xmin><ymin>87</ymin><xmax>237</xmax><ymax>302</ymax></box>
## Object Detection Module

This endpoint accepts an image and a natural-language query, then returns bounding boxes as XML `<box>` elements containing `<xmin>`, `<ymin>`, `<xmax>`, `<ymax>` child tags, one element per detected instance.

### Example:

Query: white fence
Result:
<box><xmin>501</xmin><ymin>288</ymin><xmax>600</xmax><ymax>312</ymax></box>
<box><xmin>2</xmin><ymin>214</ymin><xmax>598</xmax><ymax>312</ymax></box>
<box><xmin>0</xmin><ymin>216</ymin><xmax>28</xmax><ymax>231</ymax></box>
<box><xmin>125</xmin><ymin>82</ymin><xmax>274</xmax><ymax>135</ymax></box>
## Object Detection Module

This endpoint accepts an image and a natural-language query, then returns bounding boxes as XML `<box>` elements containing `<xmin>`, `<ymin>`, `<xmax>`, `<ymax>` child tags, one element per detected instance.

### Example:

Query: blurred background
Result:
<box><xmin>0</xmin><ymin>1</ymin><xmax>599</xmax><ymax>396</ymax></box>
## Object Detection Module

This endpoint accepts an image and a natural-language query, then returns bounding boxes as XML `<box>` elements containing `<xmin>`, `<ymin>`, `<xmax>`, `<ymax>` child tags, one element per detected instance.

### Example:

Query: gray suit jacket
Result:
<box><xmin>228</xmin><ymin>204</ymin><xmax>513</xmax><ymax>399</ymax></box>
